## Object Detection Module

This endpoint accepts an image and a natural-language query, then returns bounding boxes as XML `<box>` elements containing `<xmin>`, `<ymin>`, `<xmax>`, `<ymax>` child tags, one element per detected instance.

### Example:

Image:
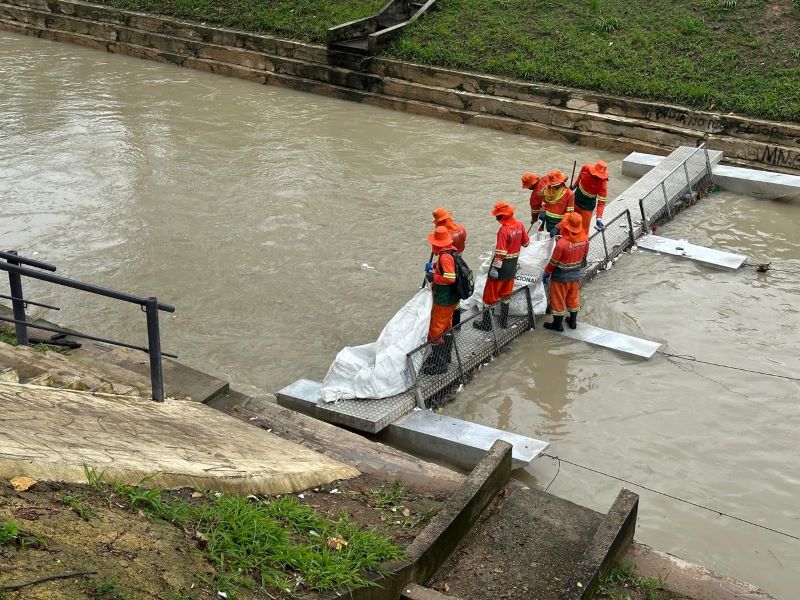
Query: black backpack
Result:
<box><xmin>444</xmin><ymin>251</ymin><xmax>474</xmax><ymax>300</ymax></box>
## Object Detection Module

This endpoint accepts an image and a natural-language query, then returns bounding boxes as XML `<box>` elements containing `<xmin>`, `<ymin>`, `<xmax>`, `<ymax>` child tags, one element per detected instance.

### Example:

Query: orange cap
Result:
<box><xmin>546</xmin><ymin>170</ymin><xmax>568</xmax><ymax>186</ymax></box>
<box><xmin>521</xmin><ymin>172</ymin><xmax>539</xmax><ymax>189</ymax></box>
<box><xmin>588</xmin><ymin>160</ymin><xmax>609</xmax><ymax>180</ymax></box>
<box><xmin>561</xmin><ymin>212</ymin><xmax>583</xmax><ymax>234</ymax></box>
<box><xmin>428</xmin><ymin>225</ymin><xmax>454</xmax><ymax>247</ymax></box>
<box><xmin>491</xmin><ymin>201</ymin><xmax>515</xmax><ymax>217</ymax></box>
<box><xmin>432</xmin><ymin>207</ymin><xmax>453</xmax><ymax>224</ymax></box>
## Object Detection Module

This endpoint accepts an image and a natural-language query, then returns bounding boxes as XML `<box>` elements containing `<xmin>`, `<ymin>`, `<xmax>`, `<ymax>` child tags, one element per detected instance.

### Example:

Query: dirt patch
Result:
<box><xmin>0</xmin><ymin>474</ymin><xmax>445</xmax><ymax>599</ymax></box>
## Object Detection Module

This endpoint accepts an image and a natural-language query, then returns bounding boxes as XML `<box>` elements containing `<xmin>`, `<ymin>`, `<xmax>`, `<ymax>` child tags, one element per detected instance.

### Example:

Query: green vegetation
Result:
<box><xmin>0</xmin><ymin>520</ymin><xmax>20</xmax><ymax>545</ymax></box>
<box><xmin>60</xmin><ymin>491</ymin><xmax>96</xmax><ymax>521</ymax></box>
<box><xmin>598</xmin><ymin>563</ymin><xmax>664</xmax><ymax>600</ymax></box>
<box><xmin>86</xmin><ymin>578</ymin><xmax>132</xmax><ymax>600</ymax></box>
<box><xmin>88</xmin><ymin>472</ymin><xmax>403</xmax><ymax>598</ymax></box>
<box><xmin>94</xmin><ymin>0</ymin><xmax>800</xmax><ymax>121</ymax></box>
<box><xmin>0</xmin><ymin>327</ymin><xmax>71</xmax><ymax>355</ymax></box>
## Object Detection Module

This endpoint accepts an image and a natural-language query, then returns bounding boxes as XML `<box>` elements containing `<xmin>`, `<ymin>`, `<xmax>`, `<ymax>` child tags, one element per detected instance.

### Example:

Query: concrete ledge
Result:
<box><xmin>401</xmin><ymin>584</ymin><xmax>462</xmax><ymax>600</ymax></box>
<box><xmin>320</xmin><ymin>440</ymin><xmax>513</xmax><ymax>599</ymax></box>
<box><xmin>625</xmin><ymin>542</ymin><xmax>776</xmax><ymax>600</ymax></box>
<box><xmin>1</xmin><ymin>0</ymin><xmax>798</xmax><ymax>174</ymax></box>
<box><xmin>623</xmin><ymin>151</ymin><xmax>800</xmax><ymax>200</ymax></box>
<box><xmin>561</xmin><ymin>489</ymin><xmax>639</xmax><ymax>600</ymax></box>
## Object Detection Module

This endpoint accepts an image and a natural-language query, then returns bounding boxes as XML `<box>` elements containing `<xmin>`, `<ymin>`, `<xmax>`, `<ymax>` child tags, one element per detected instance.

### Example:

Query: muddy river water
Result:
<box><xmin>2</xmin><ymin>32</ymin><xmax>798</xmax><ymax>598</ymax></box>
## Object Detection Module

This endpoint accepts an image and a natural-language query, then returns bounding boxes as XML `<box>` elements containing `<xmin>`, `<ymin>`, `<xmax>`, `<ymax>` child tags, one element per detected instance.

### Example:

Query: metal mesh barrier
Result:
<box><xmin>406</xmin><ymin>286</ymin><xmax>535</xmax><ymax>410</ymax></box>
<box><xmin>584</xmin><ymin>144</ymin><xmax>716</xmax><ymax>281</ymax></box>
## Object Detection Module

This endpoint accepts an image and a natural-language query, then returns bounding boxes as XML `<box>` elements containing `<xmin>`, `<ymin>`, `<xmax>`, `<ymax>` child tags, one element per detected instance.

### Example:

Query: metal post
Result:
<box><xmin>639</xmin><ymin>198</ymin><xmax>650</xmax><ymax>235</ymax></box>
<box><xmin>702</xmin><ymin>143</ymin><xmax>715</xmax><ymax>187</ymax></box>
<box><xmin>407</xmin><ymin>353</ymin><xmax>426</xmax><ymax>409</ymax></box>
<box><xmin>683</xmin><ymin>162</ymin><xmax>693</xmax><ymax>195</ymax></box>
<box><xmin>625</xmin><ymin>210</ymin><xmax>636</xmax><ymax>248</ymax></box>
<box><xmin>601</xmin><ymin>229</ymin><xmax>609</xmax><ymax>267</ymax></box>
<box><xmin>661</xmin><ymin>181</ymin><xmax>672</xmax><ymax>218</ymax></box>
<box><xmin>144</xmin><ymin>296</ymin><xmax>164</xmax><ymax>402</ymax></box>
<box><xmin>523</xmin><ymin>287</ymin><xmax>535</xmax><ymax>330</ymax></box>
<box><xmin>5</xmin><ymin>251</ymin><xmax>29</xmax><ymax>345</ymax></box>
<box><xmin>451</xmin><ymin>334</ymin><xmax>467</xmax><ymax>387</ymax></box>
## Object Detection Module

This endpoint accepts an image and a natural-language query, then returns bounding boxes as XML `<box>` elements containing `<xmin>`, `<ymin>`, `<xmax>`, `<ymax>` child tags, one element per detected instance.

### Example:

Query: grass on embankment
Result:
<box><xmin>93</xmin><ymin>0</ymin><xmax>800</xmax><ymax>122</ymax></box>
<box><xmin>1</xmin><ymin>469</ymin><xmax>408</xmax><ymax>599</ymax></box>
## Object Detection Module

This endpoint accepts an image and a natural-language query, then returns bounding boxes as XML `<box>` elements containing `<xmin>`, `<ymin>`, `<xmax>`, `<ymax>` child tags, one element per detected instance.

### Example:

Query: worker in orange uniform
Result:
<box><xmin>431</xmin><ymin>207</ymin><xmax>467</xmax><ymax>327</ymax></box>
<box><xmin>423</xmin><ymin>226</ymin><xmax>459</xmax><ymax>374</ymax></box>
<box><xmin>473</xmin><ymin>201</ymin><xmax>530</xmax><ymax>331</ymax></box>
<box><xmin>432</xmin><ymin>208</ymin><xmax>467</xmax><ymax>254</ymax></box>
<box><xmin>542</xmin><ymin>212</ymin><xmax>589</xmax><ymax>332</ymax></box>
<box><xmin>522</xmin><ymin>172</ymin><xmax>549</xmax><ymax>225</ymax></box>
<box><xmin>530</xmin><ymin>170</ymin><xmax>575</xmax><ymax>234</ymax></box>
<box><xmin>572</xmin><ymin>160</ymin><xmax>609</xmax><ymax>233</ymax></box>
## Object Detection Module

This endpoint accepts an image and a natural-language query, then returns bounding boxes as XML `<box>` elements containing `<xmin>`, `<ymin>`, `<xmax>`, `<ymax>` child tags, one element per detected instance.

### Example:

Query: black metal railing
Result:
<box><xmin>405</xmin><ymin>285</ymin><xmax>536</xmax><ymax>410</ymax></box>
<box><xmin>0</xmin><ymin>250</ymin><xmax>175</xmax><ymax>401</ymax></box>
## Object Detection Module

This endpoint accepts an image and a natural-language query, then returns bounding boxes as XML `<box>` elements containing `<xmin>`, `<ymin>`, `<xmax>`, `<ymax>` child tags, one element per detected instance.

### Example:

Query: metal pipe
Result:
<box><xmin>0</xmin><ymin>315</ymin><xmax>178</xmax><ymax>359</ymax></box>
<box><xmin>661</xmin><ymin>181</ymin><xmax>672</xmax><ymax>218</ymax></box>
<box><xmin>0</xmin><ymin>262</ymin><xmax>175</xmax><ymax>312</ymax></box>
<box><xmin>0</xmin><ymin>250</ymin><xmax>56</xmax><ymax>272</ymax></box>
<box><xmin>0</xmin><ymin>293</ymin><xmax>60</xmax><ymax>311</ymax></box>
<box><xmin>5</xmin><ymin>252</ymin><xmax>29</xmax><ymax>345</ymax></box>
<box><xmin>144</xmin><ymin>297</ymin><xmax>164</xmax><ymax>402</ymax></box>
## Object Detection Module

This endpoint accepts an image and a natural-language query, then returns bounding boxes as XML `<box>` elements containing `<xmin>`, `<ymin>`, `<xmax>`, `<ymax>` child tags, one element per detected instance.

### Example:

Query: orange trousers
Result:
<box><xmin>548</xmin><ymin>280</ymin><xmax>581</xmax><ymax>316</ymax></box>
<box><xmin>482</xmin><ymin>278</ymin><xmax>514</xmax><ymax>305</ymax></box>
<box><xmin>428</xmin><ymin>302</ymin><xmax>458</xmax><ymax>343</ymax></box>
<box><xmin>574</xmin><ymin>207</ymin><xmax>593</xmax><ymax>234</ymax></box>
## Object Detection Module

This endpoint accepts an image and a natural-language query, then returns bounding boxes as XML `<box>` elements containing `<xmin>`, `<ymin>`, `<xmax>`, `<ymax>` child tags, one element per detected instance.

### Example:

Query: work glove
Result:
<box><xmin>425</xmin><ymin>270</ymin><xmax>434</xmax><ymax>283</ymax></box>
<box><xmin>488</xmin><ymin>267</ymin><xmax>499</xmax><ymax>280</ymax></box>
<box><xmin>424</xmin><ymin>262</ymin><xmax>434</xmax><ymax>272</ymax></box>
<box><xmin>542</xmin><ymin>272</ymin><xmax>550</xmax><ymax>284</ymax></box>
<box><xmin>594</xmin><ymin>219</ymin><xmax>606</xmax><ymax>232</ymax></box>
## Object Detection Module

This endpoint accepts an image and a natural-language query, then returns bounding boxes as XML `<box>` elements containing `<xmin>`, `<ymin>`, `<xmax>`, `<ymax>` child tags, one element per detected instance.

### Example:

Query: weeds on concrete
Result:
<box><xmin>365</xmin><ymin>477</ymin><xmax>406</xmax><ymax>508</ymax></box>
<box><xmin>599</xmin><ymin>563</ymin><xmax>664</xmax><ymax>600</ymax></box>
<box><xmin>88</xmin><ymin>473</ymin><xmax>403</xmax><ymax>598</ymax></box>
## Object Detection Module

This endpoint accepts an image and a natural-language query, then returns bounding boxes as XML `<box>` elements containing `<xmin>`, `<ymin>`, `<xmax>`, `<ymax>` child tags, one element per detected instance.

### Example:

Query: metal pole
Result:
<box><xmin>144</xmin><ymin>297</ymin><xmax>164</xmax><ymax>402</ymax></box>
<box><xmin>639</xmin><ymin>198</ymin><xmax>649</xmax><ymax>234</ymax></box>
<box><xmin>702</xmin><ymin>143</ymin><xmax>715</xmax><ymax>187</ymax></box>
<box><xmin>661</xmin><ymin>181</ymin><xmax>672</xmax><ymax>218</ymax></box>
<box><xmin>5</xmin><ymin>251</ymin><xmax>29</xmax><ymax>345</ymax></box>
<box><xmin>625</xmin><ymin>210</ymin><xmax>635</xmax><ymax>248</ymax></box>
<box><xmin>451</xmin><ymin>334</ymin><xmax>467</xmax><ymax>387</ymax></box>
<box><xmin>683</xmin><ymin>162</ymin><xmax>693</xmax><ymax>195</ymax></box>
<box><xmin>407</xmin><ymin>353</ymin><xmax>425</xmax><ymax>409</ymax></box>
<box><xmin>524</xmin><ymin>287</ymin><xmax>535</xmax><ymax>330</ymax></box>
<box><xmin>601</xmin><ymin>229</ymin><xmax>609</xmax><ymax>267</ymax></box>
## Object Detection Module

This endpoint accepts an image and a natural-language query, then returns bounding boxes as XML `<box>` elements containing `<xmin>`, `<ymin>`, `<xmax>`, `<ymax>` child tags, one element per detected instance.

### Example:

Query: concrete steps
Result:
<box><xmin>0</xmin><ymin>342</ymin><xmax>143</xmax><ymax>395</ymax></box>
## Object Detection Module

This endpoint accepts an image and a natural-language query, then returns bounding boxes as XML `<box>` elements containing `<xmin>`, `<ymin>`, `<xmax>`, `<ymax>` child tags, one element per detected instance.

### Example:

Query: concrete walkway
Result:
<box><xmin>0</xmin><ymin>382</ymin><xmax>359</xmax><ymax>494</ymax></box>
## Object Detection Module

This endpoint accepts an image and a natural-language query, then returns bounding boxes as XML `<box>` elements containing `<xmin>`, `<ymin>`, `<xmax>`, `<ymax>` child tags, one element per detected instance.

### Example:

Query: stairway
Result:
<box><xmin>328</xmin><ymin>0</ymin><xmax>435</xmax><ymax>55</ymax></box>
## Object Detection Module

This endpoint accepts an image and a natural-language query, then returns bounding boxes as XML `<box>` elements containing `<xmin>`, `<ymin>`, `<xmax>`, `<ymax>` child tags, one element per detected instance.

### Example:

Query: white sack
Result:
<box><xmin>461</xmin><ymin>232</ymin><xmax>555</xmax><ymax>318</ymax></box>
<box><xmin>319</xmin><ymin>288</ymin><xmax>433</xmax><ymax>402</ymax></box>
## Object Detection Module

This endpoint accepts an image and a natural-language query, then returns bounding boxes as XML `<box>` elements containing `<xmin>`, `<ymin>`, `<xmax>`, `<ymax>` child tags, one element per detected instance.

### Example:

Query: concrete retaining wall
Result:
<box><xmin>1</xmin><ymin>0</ymin><xmax>798</xmax><ymax>174</ymax></box>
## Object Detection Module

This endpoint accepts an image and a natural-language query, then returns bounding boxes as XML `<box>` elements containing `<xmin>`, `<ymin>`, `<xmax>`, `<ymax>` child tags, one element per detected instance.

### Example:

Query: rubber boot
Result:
<box><xmin>499</xmin><ymin>302</ymin><xmax>510</xmax><ymax>329</ymax></box>
<box><xmin>543</xmin><ymin>315</ymin><xmax>564</xmax><ymax>332</ymax></box>
<box><xmin>472</xmin><ymin>308</ymin><xmax>493</xmax><ymax>331</ymax></box>
<box><xmin>422</xmin><ymin>340</ymin><xmax>449</xmax><ymax>375</ymax></box>
<box><xmin>567</xmin><ymin>311</ymin><xmax>578</xmax><ymax>330</ymax></box>
<box><xmin>451</xmin><ymin>308</ymin><xmax>462</xmax><ymax>330</ymax></box>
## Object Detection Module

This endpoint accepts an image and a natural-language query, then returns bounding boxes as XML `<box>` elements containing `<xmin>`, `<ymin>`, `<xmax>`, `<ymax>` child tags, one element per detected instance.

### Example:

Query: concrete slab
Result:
<box><xmin>623</xmin><ymin>152</ymin><xmax>800</xmax><ymax>201</ymax></box>
<box><xmin>0</xmin><ymin>382</ymin><xmax>359</xmax><ymax>494</ymax></box>
<box><xmin>637</xmin><ymin>234</ymin><xmax>747</xmax><ymax>270</ymax></box>
<box><xmin>554</xmin><ymin>323</ymin><xmax>661</xmax><ymax>359</ymax></box>
<box><xmin>383</xmin><ymin>411</ymin><xmax>548</xmax><ymax>470</ymax></box>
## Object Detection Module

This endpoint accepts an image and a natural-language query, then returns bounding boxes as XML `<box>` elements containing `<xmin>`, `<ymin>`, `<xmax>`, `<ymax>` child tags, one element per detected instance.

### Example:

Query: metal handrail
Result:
<box><xmin>0</xmin><ymin>250</ymin><xmax>57</xmax><ymax>272</ymax></box>
<box><xmin>0</xmin><ymin>293</ymin><xmax>60</xmax><ymax>311</ymax></box>
<box><xmin>0</xmin><ymin>315</ymin><xmax>178</xmax><ymax>359</ymax></box>
<box><xmin>0</xmin><ymin>262</ymin><xmax>174</xmax><ymax>312</ymax></box>
<box><xmin>1</xmin><ymin>251</ymin><xmax>175</xmax><ymax>401</ymax></box>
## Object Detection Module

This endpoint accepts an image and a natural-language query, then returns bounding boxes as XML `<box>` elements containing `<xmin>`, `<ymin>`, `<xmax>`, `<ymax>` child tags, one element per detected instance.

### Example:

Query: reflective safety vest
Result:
<box><xmin>573</xmin><ymin>165</ymin><xmax>608</xmax><ymax>218</ymax></box>
<box><xmin>494</xmin><ymin>218</ymin><xmax>530</xmax><ymax>280</ymax></box>
<box><xmin>545</xmin><ymin>234</ymin><xmax>589</xmax><ymax>282</ymax></box>
<box><xmin>432</xmin><ymin>248</ymin><xmax>460</xmax><ymax>306</ymax></box>
<box><xmin>532</xmin><ymin>186</ymin><xmax>575</xmax><ymax>231</ymax></box>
